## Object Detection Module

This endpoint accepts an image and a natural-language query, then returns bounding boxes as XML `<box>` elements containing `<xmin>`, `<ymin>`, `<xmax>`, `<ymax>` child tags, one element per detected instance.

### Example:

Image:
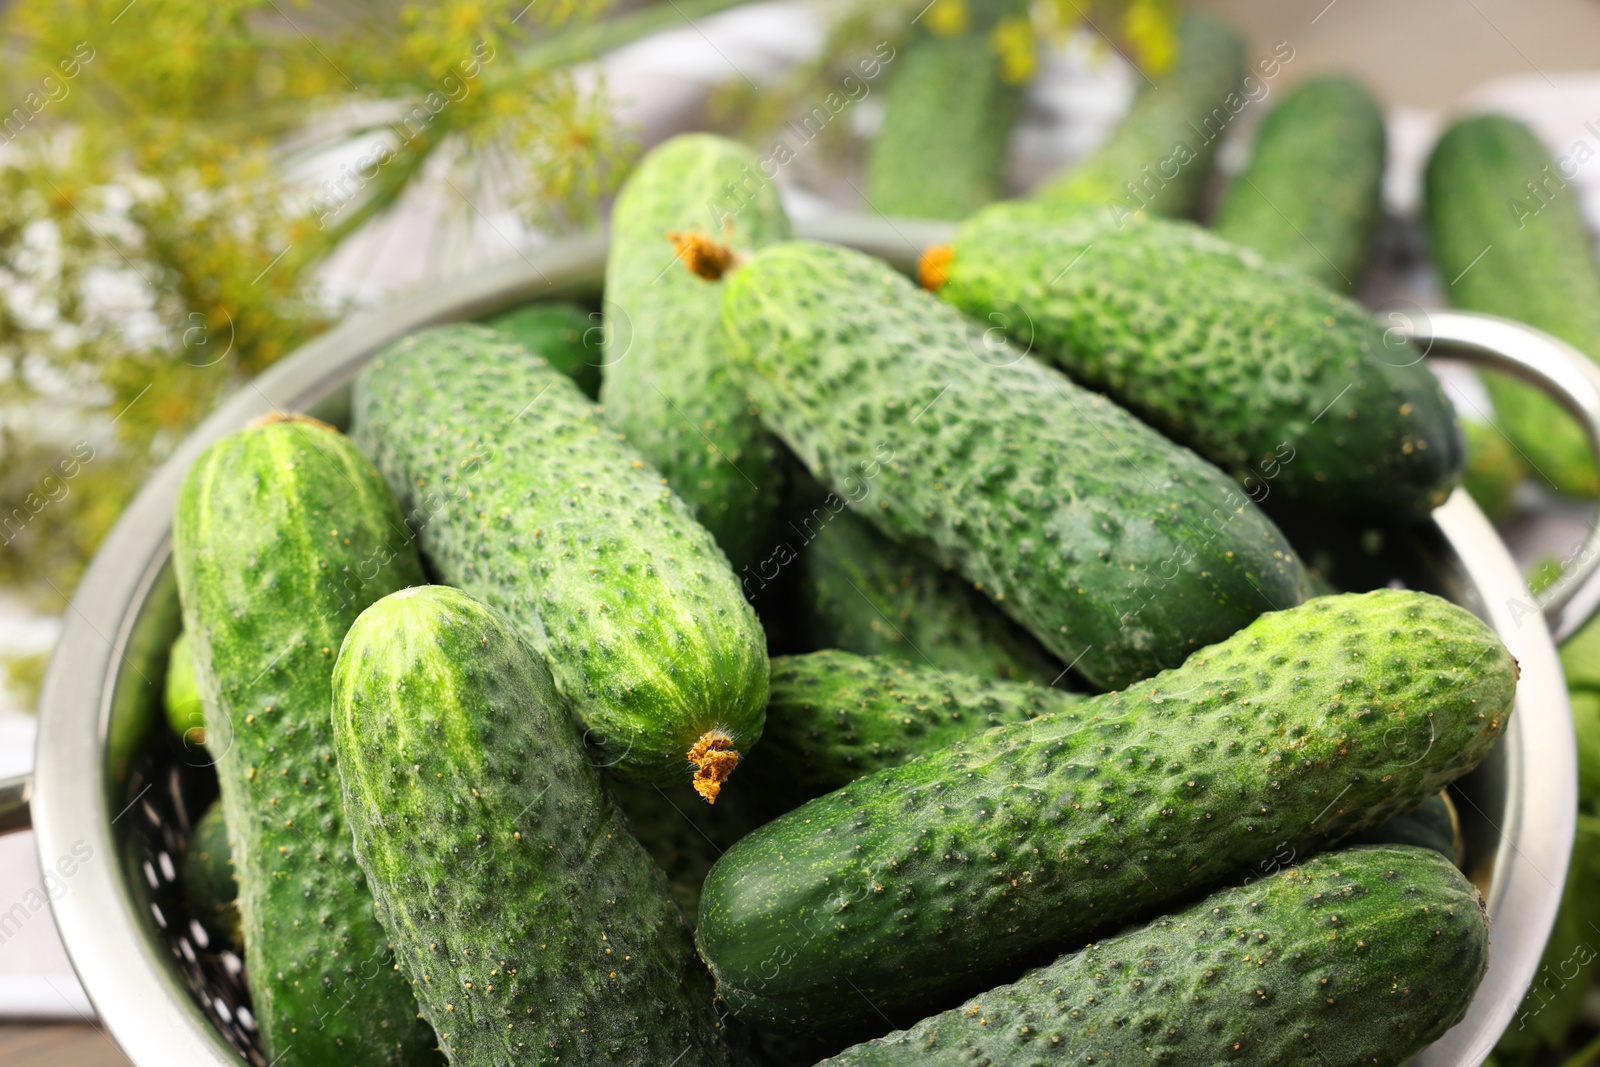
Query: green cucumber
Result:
<box><xmin>486</xmin><ymin>302</ymin><xmax>602</xmax><ymax>399</ymax></box>
<box><xmin>796</xmin><ymin>509</ymin><xmax>1061</xmax><ymax>683</ymax></box>
<box><xmin>601</xmin><ymin>134</ymin><xmax>792</xmax><ymax>571</ymax></box>
<box><xmin>1462</xmin><ymin>419</ymin><xmax>1527</xmax><ymax>521</ymax></box>
<box><xmin>927</xmin><ymin>201</ymin><xmax>1465</xmax><ymax>519</ymax></box>
<box><xmin>183</xmin><ymin>799</ymin><xmax>240</xmax><ymax>950</ymax></box>
<box><xmin>1212</xmin><ymin>74</ymin><xmax>1386</xmax><ymax>291</ymax></box>
<box><xmin>353</xmin><ymin>323</ymin><xmax>767</xmax><ymax>801</ymax></box>
<box><xmin>332</xmin><ymin>585</ymin><xmax>736</xmax><ymax>1066</ymax></box>
<box><xmin>761</xmin><ymin>650</ymin><xmax>1083</xmax><ymax>804</ymax></box>
<box><xmin>864</xmin><ymin>31</ymin><xmax>1020</xmax><ymax>220</ymax></box>
<box><xmin>821</xmin><ymin>844</ymin><xmax>1487</xmax><ymax>1066</ymax></box>
<box><xmin>164</xmin><ymin>631</ymin><xmax>205</xmax><ymax>746</ymax></box>
<box><xmin>1034</xmin><ymin>16</ymin><xmax>1249</xmax><ymax>220</ymax></box>
<box><xmin>1425</xmin><ymin>114</ymin><xmax>1600</xmax><ymax>497</ymax></box>
<box><xmin>719</xmin><ymin>238</ymin><xmax>1313</xmax><ymax>691</ymax></box>
<box><xmin>610</xmin><ymin>777</ymin><xmax>774</xmax><ymax>917</ymax></box>
<box><xmin>695</xmin><ymin>589</ymin><xmax>1514</xmax><ymax>1036</ymax></box>
<box><xmin>172</xmin><ymin>415</ymin><xmax>437</xmax><ymax>1065</ymax></box>
<box><xmin>1349</xmin><ymin>792</ymin><xmax>1462</xmax><ymax>865</ymax></box>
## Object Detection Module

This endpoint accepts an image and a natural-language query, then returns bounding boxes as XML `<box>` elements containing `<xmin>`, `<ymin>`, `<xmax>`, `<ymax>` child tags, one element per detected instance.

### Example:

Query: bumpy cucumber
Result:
<box><xmin>164</xmin><ymin>631</ymin><xmax>205</xmax><ymax>745</ymax></box>
<box><xmin>928</xmin><ymin>201</ymin><xmax>1465</xmax><ymax>519</ymax></box>
<box><xmin>865</xmin><ymin>32</ymin><xmax>1020</xmax><ymax>220</ymax></box>
<box><xmin>797</xmin><ymin>509</ymin><xmax>1060</xmax><ymax>683</ymax></box>
<box><xmin>332</xmin><ymin>586</ymin><xmax>736</xmax><ymax>1066</ymax></box>
<box><xmin>183</xmin><ymin>799</ymin><xmax>240</xmax><ymax>950</ymax></box>
<box><xmin>1349</xmin><ymin>791</ymin><xmax>1462</xmax><ymax>865</ymax></box>
<box><xmin>720</xmin><ymin>238</ymin><xmax>1312</xmax><ymax>690</ymax></box>
<box><xmin>601</xmin><ymin>134</ymin><xmax>792</xmax><ymax>571</ymax></box>
<box><xmin>172</xmin><ymin>415</ymin><xmax>436</xmax><ymax>1065</ymax></box>
<box><xmin>1035</xmin><ymin>16</ymin><xmax>1248</xmax><ymax>219</ymax></box>
<box><xmin>1425</xmin><ymin>114</ymin><xmax>1600</xmax><ymax>497</ymax></box>
<box><xmin>486</xmin><ymin>301</ymin><xmax>602</xmax><ymax>399</ymax></box>
<box><xmin>1212</xmin><ymin>74</ymin><xmax>1386</xmax><ymax>291</ymax></box>
<box><xmin>353</xmin><ymin>324</ymin><xmax>767</xmax><ymax>800</ymax></box>
<box><xmin>821</xmin><ymin>845</ymin><xmax>1487</xmax><ymax>1066</ymax></box>
<box><xmin>695</xmin><ymin>590</ymin><xmax>1515</xmax><ymax>1036</ymax></box>
<box><xmin>762</xmin><ymin>651</ymin><xmax>1082</xmax><ymax>803</ymax></box>
<box><xmin>610</xmin><ymin>777</ymin><xmax>775</xmax><ymax>917</ymax></box>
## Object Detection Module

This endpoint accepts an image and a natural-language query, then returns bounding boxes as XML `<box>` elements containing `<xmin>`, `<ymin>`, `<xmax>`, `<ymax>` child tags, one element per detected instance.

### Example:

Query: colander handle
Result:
<box><xmin>1404</xmin><ymin>309</ymin><xmax>1600</xmax><ymax>643</ymax></box>
<box><xmin>0</xmin><ymin>774</ymin><xmax>31</xmax><ymax>835</ymax></box>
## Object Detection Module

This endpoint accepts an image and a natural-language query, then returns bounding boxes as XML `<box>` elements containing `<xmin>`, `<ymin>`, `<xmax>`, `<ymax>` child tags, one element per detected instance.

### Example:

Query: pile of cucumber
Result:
<box><xmin>161</xmin><ymin>114</ymin><xmax>1518</xmax><ymax>1067</ymax></box>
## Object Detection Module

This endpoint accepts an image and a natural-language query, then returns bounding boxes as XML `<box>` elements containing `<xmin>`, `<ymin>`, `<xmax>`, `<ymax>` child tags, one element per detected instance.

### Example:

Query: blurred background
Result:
<box><xmin>2</xmin><ymin>0</ymin><xmax>1600</xmax><ymax>1063</ymax></box>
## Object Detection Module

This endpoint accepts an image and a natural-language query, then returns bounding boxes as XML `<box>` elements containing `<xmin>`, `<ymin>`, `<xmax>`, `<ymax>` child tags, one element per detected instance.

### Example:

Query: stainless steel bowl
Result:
<box><xmin>8</xmin><ymin>217</ymin><xmax>1599</xmax><ymax>1067</ymax></box>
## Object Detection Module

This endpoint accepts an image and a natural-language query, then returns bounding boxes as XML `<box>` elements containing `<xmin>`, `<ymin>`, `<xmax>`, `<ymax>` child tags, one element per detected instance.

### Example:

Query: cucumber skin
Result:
<box><xmin>164</xmin><ymin>631</ymin><xmax>205</xmax><ymax>742</ymax></box>
<box><xmin>1035</xmin><ymin>16</ymin><xmax>1247</xmax><ymax>219</ymax></box>
<box><xmin>183</xmin><ymin>800</ymin><xmax>240</xmax><ymax>950</ymax></box>
<box><xmin>821</xmin><ymin>845</ymin><xmax>1487</xmax><ymax>1066</ymax></box>
<box><xmin>695</xmin><ymin>590</ymin><xmax>1514</xmax><ymax>1036</ymax></box>
<box><xmin>1212</xmin><ymin>75</ymin><xmax>1386</xmax><ymax>291</ymax></box>
<box><xmin>796</xmin><ymin>509</ymin><xmax>1061</xmax><ymax>684</ymax></box>
<box><xmin>762</xmin><ymin>651</ymin><xmax>1083</xmax><ymax>803</ymax></box>
<box><xmin>352</xmin><ymin>324</ymin><xmax>768</xmax><ymax>791</ymax></box>
<box><xmin>1425</xmin><ymin>114</ymin><xmax>1600</xmax><ymax>497</ymax></box>
<box><xmin>172</xmin><ymin>419</ymin><xmax>437</xmax><ymax>1066</ymax></box>
<box><xmin>936</xmin><ymin>202</ymin><xmax>1465</xmax><ymax>519</ymax></box>
<box><xmin>1349</xmin><ymin>792</ymin><xmax>1461</xmax><ymax>865</ymax></box>
<box><xmin>865</xmin><ymin>33</ymin><xmax>1020</xmax><ymax>221</ymax></box>
<box><xmin>601</xmin><ymin>134</ymin><xmax>791</xmax><ymax>572</ymax></box>
<box><xmin>720</xmin><ymin>239</ymin><xmax>1313</xmax><ymax>691</ymax></box>
<box><xmin>486</xmin><ymin>302</ymin><xmax>602</xmax><ymax>399</ymax></box>
<box><xmin>332</xmin><ymin>586</ymin><xmax>736</xmax><ymax>1066</ymax></box>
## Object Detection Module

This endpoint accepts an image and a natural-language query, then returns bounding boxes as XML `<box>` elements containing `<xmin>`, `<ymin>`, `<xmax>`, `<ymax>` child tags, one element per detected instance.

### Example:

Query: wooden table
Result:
<box><xmin>0</xmin><ymin>1024</ymin><xmax>132</xmax><ymax>1067</ymax></box>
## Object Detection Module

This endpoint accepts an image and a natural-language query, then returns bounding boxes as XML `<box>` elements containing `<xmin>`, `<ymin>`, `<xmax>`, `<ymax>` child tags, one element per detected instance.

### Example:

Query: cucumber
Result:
<box><xmin>926</xmin><ymin>201</ymin><xmax>1465</xmax><ymax>520</ymax></box>
<box><xmin>486</xmin><ymin>302</ymin><xmax>602</xmax><ymax>399</ymax></box>
<box><xmin>610</xmin><ymin>777</ymin><xmax>775</xmax><ymax>917</ymax></box>
<box><xmin>761</xmin><ymin>651</ymin><xmax>1083</xmax><ymax>804</ymax></box>
<box><xmin>1034</xmin><ymin>16</ymin><xmax>1248</xmax><ymax>220</ymax></box>
<box><xmin>1461</xmin><ymin>418</ymin><xmax>1527</xmax><ymax>521</ymax></box>
<box><xmin>820</xmin><ymin>845</ymin><xmax>1488</xmax><ymax>1066</ymax></box>
<box><xmin>1349</xmin><ymin>791</ymin><xmax>1462</xmax><ymax>865</ymax></box>
<box><xmin>172</xmin><ymin>415</ymin><xmax>437</xmax><ymax>1066</ymax></box>
<box><xmin>796</xmin><ymin>509</ymin><xmax>1061</xmax><ymax>683</ymax></box>
<box><xmin>601</xmin><ymin>134</ymin><xmax>792</xmax><ymax>572</ymax></box>
<box><xmin>695</xmin><ymin>589</ymin><xmax>1515</xmax><ymax>1036</ymax></box>
<box><xmin>352</xmin><ymin>324</ymin><xmax>768</xmax><ymax>801</ymax></box>
<box><xmin>1212</xmin><ymin>74</ymin><xmax>1386</xmax><ymax>291</ymax></box>
<box><xmin>864</xmin><ymin>31</ymin><xmax>1020</xmax><ymax>220</ymax></box>
<box><xmin>1425</xmin><ymin>114</ymin><xmax>1600</xmax><ymax>497</ymax></box>
<box><xmin>331</xmin><ymin>585</ymin><xmax>737</xmax><ymax>1066</ymax></box>
<box><xmin>164</xmin><ymin>631</ymin><xmax>205</xmax><ymax>746</ymax></box>
<box><xmin>719</xmin><ymin>238</ymin><xmax>1313</xmax><ymax>691</ymax></box>
<box><xmin>183</xmin><ymin>799</ymin><xmax>240</xmax><ymax>951</ymax></box>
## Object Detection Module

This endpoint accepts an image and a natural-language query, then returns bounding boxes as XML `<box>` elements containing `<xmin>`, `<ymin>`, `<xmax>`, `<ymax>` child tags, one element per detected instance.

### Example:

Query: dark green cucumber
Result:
<box><xmin>486</xmin><ymin>301</ymin><xmax>602</xmax><ymax>399</ymax></box>
<box><xmin>611</xmin><ymin>777</ymin><xmax>775</xmax><ymax>917</ymax></box>
<box><xmin>720</xmin><ymin>238</ymin><xmax>1312</xmax><ymax>690</ymax></box>
<box><xmin>1034</xmin><ymin>16</ymin><xmax>1248</xmax><ymax>219</ymax></box>
<box><xmin>1212</xmin><ymin>74</ymin><xmax>1386</xmax><ymax>291</ymax></box>
<box><xmin>796</xmin><ymin>509</ymin><xmax>1061</xmax><ymax>683</ymax></box>
<box><xmin>332</xmin><ymin>585</ymin><xmax>736</xmax><ymax>1066</ymax></box>
<box><xmin>695</xmin><ymin>589</ymin><xmax>1514</xmax><ymax>1036</ymax></box>
<box><xmin>601</xmin><ymin>134</ymin><xmax>791</xmax><ymax>571</ymax></box>
<box><xmin>821</xmin><ymin>845</ymin><xmax>1487</xmax><ymax>1066</ymax></box>
<box><xmin>864</xmin><ymin>31</ymin><xmax>1020</xmax><ymax>220</ymax></box>
<box><xmin>1349</xmin><ymin>792</ymin><xmax>1462</xmax><ymax>865</ymax></box>
<box><xmin>183</xmin><ymin>799</ymin><xmax>240</xmax><ymax>950</ymax></box>
<box><xmin>929</xmin><ymin>201</ymin><xmax>1465</xmax><ymax>519</ymax></box>
<box><xmin>762</xmin><ymin>651</ymin><xmax>1083</xmax><ymax>803</ymax></box>
<box><xmin>164</xmin><ymin>631</ymin><xmax>205</xmax><ymax>745</ymax></box>
<box><xmin>172</xmin><ymin>415</ymin><xmax>437</xmax><ymax>1065</ymax></box>
<box><xmin>1425</xmin><ymin>114</ymin><xmax>1600</xmax><ymax>497</ymax></box>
